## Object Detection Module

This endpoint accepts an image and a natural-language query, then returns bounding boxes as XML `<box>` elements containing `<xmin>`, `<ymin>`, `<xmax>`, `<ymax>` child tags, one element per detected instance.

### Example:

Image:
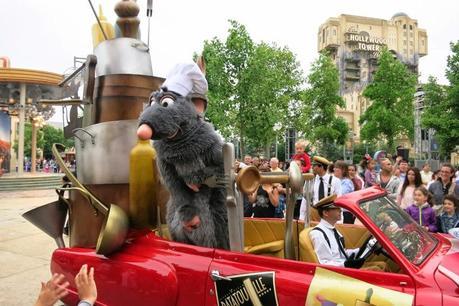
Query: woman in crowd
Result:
<box><xmin>348</xmin><ymin>164</ymin><xmax>364</xmax><ymax>191</ymax></box>
<box><xmin>397</xmin><ymin>167</ymin><xmax>422</xmax><ymax>209</ymax></box>
<box><xmin>405</xmin><ymin>186</ymin><xmax>437</xmax><ymax>232</ymax></box>
<box><xmin>334</xmin><ymin>160</ymin><xmax>355</xmax><ymax>223</ymax></box>
<box><xmin>247</xmin><ymin>164</ymin><xmax>279</xmax><ymax>218</ymax></box>
<box><xmin>436</xmin><ymin>194</ymin><xmax>459</xmax><ymax>234</ymax></box>
<box><xmin>334</xmin><ymin>161</ymin><xmax>354</xmax><ymax>195</ymax></box>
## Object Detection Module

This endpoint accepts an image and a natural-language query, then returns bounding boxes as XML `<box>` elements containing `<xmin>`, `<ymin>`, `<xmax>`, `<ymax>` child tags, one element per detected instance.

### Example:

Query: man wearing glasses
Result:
<box><xmin>428</xmin><ymin>164</ymin><xmax>459</xmax><ymax>207</ymax></box>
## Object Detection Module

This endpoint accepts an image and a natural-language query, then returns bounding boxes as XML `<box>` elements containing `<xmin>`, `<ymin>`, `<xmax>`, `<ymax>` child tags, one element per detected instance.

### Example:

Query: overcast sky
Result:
<box><xmin>2</xmin><ymin>0</ymin><xmax>458</xmax><ymax>123</ymax></box>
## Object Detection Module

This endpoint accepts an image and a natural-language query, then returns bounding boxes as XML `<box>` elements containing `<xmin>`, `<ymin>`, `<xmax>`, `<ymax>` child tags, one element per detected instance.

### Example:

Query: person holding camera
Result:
<box><xmin>247</xmin><ymin>164</ymin><xmax>280</xmax><ymax>218</ymax></box>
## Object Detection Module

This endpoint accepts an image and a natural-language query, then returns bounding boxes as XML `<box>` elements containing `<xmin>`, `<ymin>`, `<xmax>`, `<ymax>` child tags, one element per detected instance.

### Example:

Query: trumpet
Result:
<box><xmin>236</xmin><ymin>164</ymin><xmax>314</xmax><ymax>195</ymax></box>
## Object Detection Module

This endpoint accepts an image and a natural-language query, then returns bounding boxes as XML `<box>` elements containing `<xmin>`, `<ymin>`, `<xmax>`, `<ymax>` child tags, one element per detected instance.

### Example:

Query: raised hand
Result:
<box><xmin>35</xmin><ymin>273</ymin><xmax>69</xmax><ymax>306</ymax></box>
<box><xmin>75</xmin><ymin>264</ymin><xmax>97</xmax><ymax>305</ymax></box>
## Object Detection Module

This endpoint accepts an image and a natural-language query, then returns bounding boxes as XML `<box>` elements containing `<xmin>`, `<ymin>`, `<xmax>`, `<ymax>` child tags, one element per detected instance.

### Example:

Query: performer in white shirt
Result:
<box><xmin>309</xmin><ymin>194</ymin><xmax>364</xmax><ymax>268</ymax></box>
<box><xmin>299</xmin><ymin>156</ymin><xmax>341</xmax><ymax>221</ymax></box>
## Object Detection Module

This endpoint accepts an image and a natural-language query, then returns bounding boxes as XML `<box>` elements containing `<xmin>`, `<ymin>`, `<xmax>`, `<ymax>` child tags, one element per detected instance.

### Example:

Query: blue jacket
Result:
<box><xmin>437</xmin><ymin>212</ymin><xmax>459</xmax><ymax>234</ymax></box>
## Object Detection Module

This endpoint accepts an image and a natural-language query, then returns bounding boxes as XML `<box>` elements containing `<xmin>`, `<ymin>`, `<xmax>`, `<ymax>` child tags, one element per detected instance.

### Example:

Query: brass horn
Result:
<box><xmin>52</xmin><ymin>143</ymin><xmax>129</xmax><ymax>256</ymax></box>
<box><xmin>236</xmin><ymin>165</ymin><xmax>314</xmax><ymax>195</ymax></box>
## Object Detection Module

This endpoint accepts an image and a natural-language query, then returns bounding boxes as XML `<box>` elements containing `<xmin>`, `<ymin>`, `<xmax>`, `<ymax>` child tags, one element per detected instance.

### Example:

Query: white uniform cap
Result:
<box><xmin>162</xmin><ymin>62</ymin><xmax>208</xmax><ymax>97</ymax></box>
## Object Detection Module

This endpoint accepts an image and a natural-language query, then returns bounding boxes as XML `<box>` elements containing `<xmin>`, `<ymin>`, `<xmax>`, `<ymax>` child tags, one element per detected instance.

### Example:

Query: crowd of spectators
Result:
<box><xmin>234</xmin><ymin>140</ymin><xmax>459</xmax><ymax>234</ymax></box>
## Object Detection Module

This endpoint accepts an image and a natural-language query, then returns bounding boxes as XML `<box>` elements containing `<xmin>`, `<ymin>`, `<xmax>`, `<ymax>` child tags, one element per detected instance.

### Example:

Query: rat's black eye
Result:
<box><xmin>160</xmin><ymin>97</ymin><xmax>175</xmax><ymax>107</ymax></box>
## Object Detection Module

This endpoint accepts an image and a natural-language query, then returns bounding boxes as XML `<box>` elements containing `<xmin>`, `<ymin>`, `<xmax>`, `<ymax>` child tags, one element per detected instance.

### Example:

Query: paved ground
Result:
<box><xmin>0</xmin><ymin>189</ymin><xmax>64</xmax><ymax>306</ymax></box>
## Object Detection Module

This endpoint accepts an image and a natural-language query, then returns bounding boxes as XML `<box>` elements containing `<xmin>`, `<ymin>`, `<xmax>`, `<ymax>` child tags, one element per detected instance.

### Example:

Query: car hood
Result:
<box><xmin>436</xmin><ymin>236</ymin><xmax>459</xmax><ymax>287</ymax></box>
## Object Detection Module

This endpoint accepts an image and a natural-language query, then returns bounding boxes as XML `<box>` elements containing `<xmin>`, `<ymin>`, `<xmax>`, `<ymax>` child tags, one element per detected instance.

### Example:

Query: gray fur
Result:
<box><xmin>138</xmin><ymin>90</ymin><xmax>229</xmax><ymax>249</ymax></box>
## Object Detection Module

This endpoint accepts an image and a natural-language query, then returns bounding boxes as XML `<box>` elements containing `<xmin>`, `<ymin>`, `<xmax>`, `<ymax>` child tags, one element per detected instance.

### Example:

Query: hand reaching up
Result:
<box><xmin>75</xmin><ymin>264</ymin><xmax>97</xmax><ymax>305</ymax></box>
<box><xmin>35</xmin><ymin>273</ymin><xmax>69</xmax><ymax>306</ymax></box>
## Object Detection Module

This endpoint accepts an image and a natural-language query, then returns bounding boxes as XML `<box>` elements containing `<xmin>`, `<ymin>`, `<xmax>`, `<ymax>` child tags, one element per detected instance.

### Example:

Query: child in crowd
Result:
<box><xmin>364</xmin><ymin>158</ymin><xmax>377</xmax><ymax>187</ymax></box>
<box><xmin>436</xmin><ymin>194</ymin><xmax>459</xmax><ymax>234</ymax></box>
<box><xmin>405</xmin><ymin>186</ymin><xmax>437</xmax><ymax>232</ymax></box>
<box><xmin>292</xmin><ymin>139</ymin><xmax>311</xmax><ymax>173</ymax></box>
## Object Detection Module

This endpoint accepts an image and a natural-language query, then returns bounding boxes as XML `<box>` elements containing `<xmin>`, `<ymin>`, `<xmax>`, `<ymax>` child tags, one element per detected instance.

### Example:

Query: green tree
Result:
<box><xmin>41</xmin><ymin>124</ymin><xmax>74</xmax><ymax>159</ymax></box>
<box><xmin>359</xmin><ymin>48</ymin><xmax>417</xmax><ymax>152</ymax></box>
<box><xmin>14</xmin><ymin>123</ymin><xmax>73</xmax><ymax>159</ymax></box>
<box><xmin>420</xmin><ymin>76</ymin><xmax>448</xmax><ymax>156</ymax></box>
<box><xmin>300</xmin><ymin>51</ymin><xmax>348</xmax><ymax>155</ymax></box>
<box><xmin>422</xmin><ymin>42</ymin><xmax>459</xmax><ymax>156</ymax></box>
<box><xmin>203</xmin><ymin>20</ymin><xmax>305</xmax><ymax>156</ymax></box>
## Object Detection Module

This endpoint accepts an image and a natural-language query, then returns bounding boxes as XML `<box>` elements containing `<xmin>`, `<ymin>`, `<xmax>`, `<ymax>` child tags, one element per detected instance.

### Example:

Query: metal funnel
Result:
<box><xmin>22</xmin><ymin>200</ymin><xmax>68</xmax><ymax>248</ymax></box>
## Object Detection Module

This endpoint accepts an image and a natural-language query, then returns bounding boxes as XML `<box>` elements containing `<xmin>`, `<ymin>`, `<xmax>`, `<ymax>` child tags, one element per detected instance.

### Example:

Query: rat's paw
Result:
<box><xmin>183</xmin><ymin>215</ymin><xmax>201</xmax><ymax>232</ymax></box>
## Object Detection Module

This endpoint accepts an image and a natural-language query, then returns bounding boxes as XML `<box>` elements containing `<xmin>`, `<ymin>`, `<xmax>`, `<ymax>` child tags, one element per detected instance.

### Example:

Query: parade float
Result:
<box><xmin>23</xmin><ymin>1</ymin><xmax>459</xmax><ymax>305</ymax></box>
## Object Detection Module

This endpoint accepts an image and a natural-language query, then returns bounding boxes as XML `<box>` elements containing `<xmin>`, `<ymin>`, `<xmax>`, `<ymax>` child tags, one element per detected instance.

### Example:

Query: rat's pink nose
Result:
<box><xmin>137</xmin><ymin>124</ymin><xmax>153</xmax><ymax>140</ymax></box>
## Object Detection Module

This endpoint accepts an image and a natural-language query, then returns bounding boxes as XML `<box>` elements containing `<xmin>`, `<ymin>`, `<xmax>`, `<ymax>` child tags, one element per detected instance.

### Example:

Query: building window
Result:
<box><xmin>403</xmin><ymin>32</ymin><xmax>407</xmax><ymax>37</ymax></box>
<box><xmin>369</xmin><ymin>26</ymin><xmax>372</xmax><ymax>30</ymax></box>
<box><xmin>410</xmin><ymin>41</ymin><xmax>413</xmax><ymax>46</ymax></box>
<box><xmin>404</xmin><ymin>48</ymin><xmax>407</xmax><ymax>54</ymax></box>
<box><xmin>422</xmin><ymin>39</ymin><xmax>425</xmax><ymax>46</ymax></box>
<box><xmin>403</xmin><ymin>24</ymin><xmax>407</xmax><ymax>29</ymax></box>
<box><xmin>333</xmin><ymin>29</ymin><xmax>336</xmax><ymax>36</ymax></box>
<box><xmin>410</xmin><ymin>32</ymin><xmax>414</xmax><ymax>37</ymax></box>
<box><xmin>403</xmin><ymin>40</ymin><xmax>407</xmax><ymax>46</ymax></box>
<box><xmin>409</xmin><ymin>24</ymin><xmax>413</xmax><ymax>30</ymax></box>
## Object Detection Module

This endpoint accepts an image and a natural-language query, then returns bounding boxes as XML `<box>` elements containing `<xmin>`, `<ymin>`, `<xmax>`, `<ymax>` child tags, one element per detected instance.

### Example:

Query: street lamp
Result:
<box><xmin>273</xmin><ymin>123</ymin><xmax>282</xmax><ymax>158</ymax></box>
<box><xmin>363</xmin><ymin>140</ymin><xmax>368</xmax><ymax>154</ymax></box>
<box><xmin>343</xmin><ymin>130</ymin><xmax>355</xmax><ymax>163</ymax></box>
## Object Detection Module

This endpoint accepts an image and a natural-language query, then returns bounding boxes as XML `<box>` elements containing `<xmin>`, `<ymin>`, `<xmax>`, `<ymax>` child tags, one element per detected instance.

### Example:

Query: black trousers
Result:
<box><xmin>294</xmin><ymin>199</ymin><xmax>302</xmax><ymax>219</ymax></box>
<box><xmin>343</xmin><ymin>211</ymin><xmax>355</xmax><ymax>224</ymax></box>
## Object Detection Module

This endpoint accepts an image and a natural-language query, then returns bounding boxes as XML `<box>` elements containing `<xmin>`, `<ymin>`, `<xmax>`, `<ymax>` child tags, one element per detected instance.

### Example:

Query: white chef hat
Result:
<box><xmin>162</xmin><ymin>62</ymin><xmax>208</xmax><ymax>97</ymax></box>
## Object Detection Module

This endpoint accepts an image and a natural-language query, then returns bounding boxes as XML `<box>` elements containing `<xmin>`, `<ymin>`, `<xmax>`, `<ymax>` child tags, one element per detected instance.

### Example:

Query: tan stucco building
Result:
<box><xmin>317</xmin><ymin>13</ymin><xmax>428</xmax><ymax>141</ymax></box>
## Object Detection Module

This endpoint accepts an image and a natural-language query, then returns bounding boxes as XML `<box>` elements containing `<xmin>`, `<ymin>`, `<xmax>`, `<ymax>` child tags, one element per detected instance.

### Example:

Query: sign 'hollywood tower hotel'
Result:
<box><xmin>318</xmin><ymin>13</ymin><xmax>428</xmax><ymax>141</ymax></box>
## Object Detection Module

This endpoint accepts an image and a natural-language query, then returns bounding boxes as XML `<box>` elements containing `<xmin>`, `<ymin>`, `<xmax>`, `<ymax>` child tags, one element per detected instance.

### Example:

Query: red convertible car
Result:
<box><xmin>45</xmin><ymin>186</ymin><xmax>459</xmax><ymax>306</ymax></box>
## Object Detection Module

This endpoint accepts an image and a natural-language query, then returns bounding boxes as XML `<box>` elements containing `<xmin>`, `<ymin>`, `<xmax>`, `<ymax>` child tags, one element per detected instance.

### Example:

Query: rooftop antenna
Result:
<box><xmin>147</xmin><ymin>0</ymin><xmax>153</xmax><ymax>48</ymax></box>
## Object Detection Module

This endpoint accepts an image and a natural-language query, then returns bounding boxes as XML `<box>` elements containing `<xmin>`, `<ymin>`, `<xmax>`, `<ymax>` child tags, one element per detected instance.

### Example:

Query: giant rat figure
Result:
<box><xmin>137</xmin><ymin>89</ymin><xmax>229</xmax><ymax>250</ymax></box>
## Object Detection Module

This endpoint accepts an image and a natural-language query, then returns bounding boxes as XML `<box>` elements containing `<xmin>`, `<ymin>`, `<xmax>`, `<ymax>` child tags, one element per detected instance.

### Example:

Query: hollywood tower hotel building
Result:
<box><xmin>317</xmin><ymin>13</ymin><xmax>428</xmax><ymax>141</ymax></box>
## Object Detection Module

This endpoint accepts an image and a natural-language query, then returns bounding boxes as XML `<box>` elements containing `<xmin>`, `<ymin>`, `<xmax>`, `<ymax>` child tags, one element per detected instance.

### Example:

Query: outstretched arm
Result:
<box><xmin>174</xmin><ymin>143</ymin><xmax>224</xmax><ymax>191</ymax></box>
<box><xmin>158</xmin><ymin>159</ymin><xmax>190</xmax><ymax>192</ymax></box>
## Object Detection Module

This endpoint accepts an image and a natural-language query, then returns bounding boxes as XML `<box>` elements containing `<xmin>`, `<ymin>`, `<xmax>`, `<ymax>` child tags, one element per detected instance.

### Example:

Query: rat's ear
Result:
<box><xmin>148</xmin><ymin>91</ymin><xmax>156</xmax><ymax>105</ymax></box>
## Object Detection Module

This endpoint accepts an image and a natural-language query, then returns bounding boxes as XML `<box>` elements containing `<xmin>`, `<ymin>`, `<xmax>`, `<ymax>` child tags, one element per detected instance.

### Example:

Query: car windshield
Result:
<box><xmin>359</xmin><ymin>196</ymin><xmax>438</xmax><ymax>265</ymax></box>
